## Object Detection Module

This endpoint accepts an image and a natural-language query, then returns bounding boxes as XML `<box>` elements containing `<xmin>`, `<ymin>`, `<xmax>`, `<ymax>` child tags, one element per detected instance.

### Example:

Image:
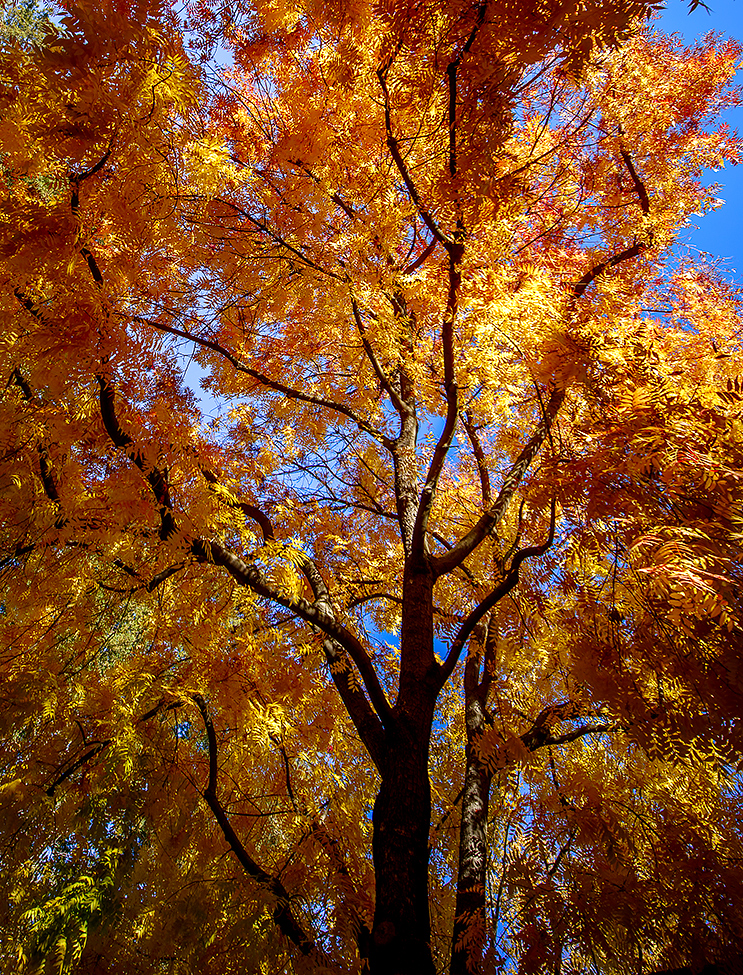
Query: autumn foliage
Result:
<box><xmin>2</xmin><ymin>0</ymin><xmax>743</xmax><ymax>972</ymax></box>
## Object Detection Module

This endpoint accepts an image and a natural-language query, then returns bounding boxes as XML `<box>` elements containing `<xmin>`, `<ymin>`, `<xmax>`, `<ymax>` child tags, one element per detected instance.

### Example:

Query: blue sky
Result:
<box><xmin>657</xmin><ymin>0</ymin><xmax>743</xmax><ymax>272</ymax></box>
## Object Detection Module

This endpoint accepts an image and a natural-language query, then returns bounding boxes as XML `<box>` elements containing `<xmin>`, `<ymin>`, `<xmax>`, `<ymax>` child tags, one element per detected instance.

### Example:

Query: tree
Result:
<box><xmin>0</xmin><ymin>0</ymin><xmax>56</xmax><ymax>47</ymax></box>
<box><xmin>2</xmin><ymin>0</ymin><xmax>743</xmax><ymax>973</ymax></box>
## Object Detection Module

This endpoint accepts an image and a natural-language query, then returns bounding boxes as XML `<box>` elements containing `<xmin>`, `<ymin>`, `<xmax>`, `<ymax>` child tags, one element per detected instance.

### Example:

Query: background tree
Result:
<box><xmin>0</xmin><ymin>0</ymin><xmax>55</xmax><ymax>47</ymax></box>
<box><xmin>1</xmin><ymin>1</ymin><xmax>743</xmax><ymax>973</ymax></box>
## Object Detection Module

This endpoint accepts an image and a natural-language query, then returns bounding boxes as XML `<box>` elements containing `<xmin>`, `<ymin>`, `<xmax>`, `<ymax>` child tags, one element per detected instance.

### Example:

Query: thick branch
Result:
<box><xmin>200</xmin><ymin>467</ymin><xmax>277</xmax><ymax>542</ymax></box>
<box><xmin>198</xmin><ymin>475</ymin><xmax>387</xmax><ymax>766</ymax></box>
<box><xmin>448</xmin><ymin>193</ymin><xmax>653</xmax><ymax>569</ymax></box>
<box><xmin>298</xmin><ymin>551</ymin><xmax>387</xmax><ymax>772</ymax></box>
<box><xmin>69</xmin><ymin>148</ymin><xmax>112</xmax><ymax>185</ymax></box>
<box><xmin>97</xmin><ymin>373</ymin><xmax>177</xmax><ymax>540</ymax></box>
<box><xmin>620</xmin><ymin>148</ymin><xmax>651</xmax><ymax>216</ymax></box>
<box><xmin>402</xmin><ymin>236</ymin><xmax>437</xmax><ymax>275</ymax></box>
<box><xmin>10</xmin><ymin>368</ymin><xmax>63</xmax><ymax>512</ymax></box>
<box><xmin>46</xmin><ymin>744</ymin><xmax>107</xmax><ymax>796</ymax></box>
<box><xmin>445</xmin><ymin>3</ymin><xmax>486</xmax><ymax>180</ymax></box>
<box><xmin>289</xmin><ymin>159</ymin><xmax>357</xmax><ymax>221</ymax></box>
<box><xmin>411</xmin><ymin>240</ymin><xmax>464</xmax><ymax>559</ymax></box>
<box><xmin>647</xmin><ymin>961</ymin><xmax>743</xmax><ymax>975</ymax></box>
<box><xmin>437</xmin><ymin>200</ymin><xmax>650</xmax><ymax>575</ymax></box>
<box><xmin>572</xmin><ymin>241</ymin><xmax>646</xmax><ymax>301</ymax></box>
<box><xmin>192</xmin><ymin>538</ymin><xmax>393</xmax><ymax>731</ymax></box>
<box><xmin>462</xmin><ymin>412</ymin><xmax>492</xmax><ymax>507</ymax></box>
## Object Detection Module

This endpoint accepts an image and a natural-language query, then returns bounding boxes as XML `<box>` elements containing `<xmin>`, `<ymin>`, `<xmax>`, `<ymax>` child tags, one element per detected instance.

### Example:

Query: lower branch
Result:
<box><xmin>191</xmin><ymin>694</ymin><xmax>326</xmax><ymax>962</ymax></box>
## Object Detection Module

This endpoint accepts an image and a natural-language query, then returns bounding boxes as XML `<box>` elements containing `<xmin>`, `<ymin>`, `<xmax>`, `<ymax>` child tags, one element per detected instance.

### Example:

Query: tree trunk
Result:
<box><xmin>450</xmin><ymin>653</ymin><xmax>493</xmax><ymax>975</ymax></box>
<box><xmin>370</xmin><ymin>730</ymin><xmax>436</xmax><ymax>975</ymax></box>
<box><xmin>369</xmin><ymin>563</ymin><xmax>438</xmax><ymax>975</ymax></box>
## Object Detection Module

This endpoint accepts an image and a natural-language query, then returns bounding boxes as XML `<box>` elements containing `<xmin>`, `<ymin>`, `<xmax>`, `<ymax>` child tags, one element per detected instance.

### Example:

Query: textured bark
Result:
<box><xmin>450</xmin><ymin>653</ymin><xmax>493</xmax><ymax>975</ymax></box>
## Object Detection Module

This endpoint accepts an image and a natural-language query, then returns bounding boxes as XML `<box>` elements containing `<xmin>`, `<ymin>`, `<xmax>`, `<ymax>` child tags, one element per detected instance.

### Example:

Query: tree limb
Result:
<box><xmin>411</xmin><ymin>238</ymin><xmax>463</xmax><ymax>559</ymax></box>
<box><xmin>437</xmin><ymin>499</ymin><xmax>556</xmax><ymax>688</ymax></box>
<box><xmin>130</xmin><ymin>314</ymin><xmax>386</xmax><ymax>443</ymax></box>
<box><xmin>97</xmin><ymin>373</ymin><xmax>177</xmax><ymax>540</ymax></box>
<box><xmin>190</xmin><ymin>694</ymin><xmax>325</xmax><ymax>961</ymax></box>
<box><xmin>192</xmin><ymin>538</ymin><xmax>393</xmax><ymax>734</ymax></box>
<box><xmin>377</xmin><ymin>62</ymin><xmax>451</xmax><ymax>248</ymax></box>
<box><xmin>433</xmin><ymin>389</ymin><xmax>563</xmax><ymax>578</ymax></box>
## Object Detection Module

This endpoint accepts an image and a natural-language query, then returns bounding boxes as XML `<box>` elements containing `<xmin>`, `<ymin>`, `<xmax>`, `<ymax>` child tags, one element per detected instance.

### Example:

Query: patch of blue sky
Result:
<box><xmin>655</xmin><ymin>1</ymin><xmax>743</xmax><ymax>275</ymax></box>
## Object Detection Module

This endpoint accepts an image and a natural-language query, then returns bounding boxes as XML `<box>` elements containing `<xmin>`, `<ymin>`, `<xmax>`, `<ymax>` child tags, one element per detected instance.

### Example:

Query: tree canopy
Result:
<box><xmin>2</xmin><ymin>0</ymin><xmax>743</xmax><ymax>973</ymax></box>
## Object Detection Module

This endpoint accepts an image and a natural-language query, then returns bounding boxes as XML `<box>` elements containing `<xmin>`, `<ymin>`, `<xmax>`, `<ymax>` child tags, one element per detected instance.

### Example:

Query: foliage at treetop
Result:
<box><xmin>1</xmin><ymin>0</ymin><xmax>743</xmax><ymax>972</ymax></box>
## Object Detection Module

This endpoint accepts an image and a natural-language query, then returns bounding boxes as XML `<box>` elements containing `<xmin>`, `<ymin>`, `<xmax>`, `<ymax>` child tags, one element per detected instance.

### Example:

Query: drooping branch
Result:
<box><xmin>45</xmin><ymin>699</ymin><xmax>183</xmax><ymax>796</ymax></box>
<box><xmin>190</xmin><ymin>694</ymin><xmax>325</xmax><ymax>962</ymax></box>
<box><xmin>97</xmin><ymin>373</ymin><xmax>177</xmax><ymax>540</ymax></box>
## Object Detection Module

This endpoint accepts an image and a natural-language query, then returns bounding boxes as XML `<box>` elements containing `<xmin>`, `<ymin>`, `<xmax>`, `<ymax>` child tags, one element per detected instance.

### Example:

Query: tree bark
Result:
<box><xmin>370</xmin><ymin>729</ymin><xmax>435</xmax><ymax>975</ymax></box>
<box><xmin>450</xmin><ymin>653</ymin><xmax>493</xmax><ymax>975</ymax></box>
<box><xmin>369</xmin><ymin>563</ymin><xmax>438</xmax><ymax>975</ymax></box>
